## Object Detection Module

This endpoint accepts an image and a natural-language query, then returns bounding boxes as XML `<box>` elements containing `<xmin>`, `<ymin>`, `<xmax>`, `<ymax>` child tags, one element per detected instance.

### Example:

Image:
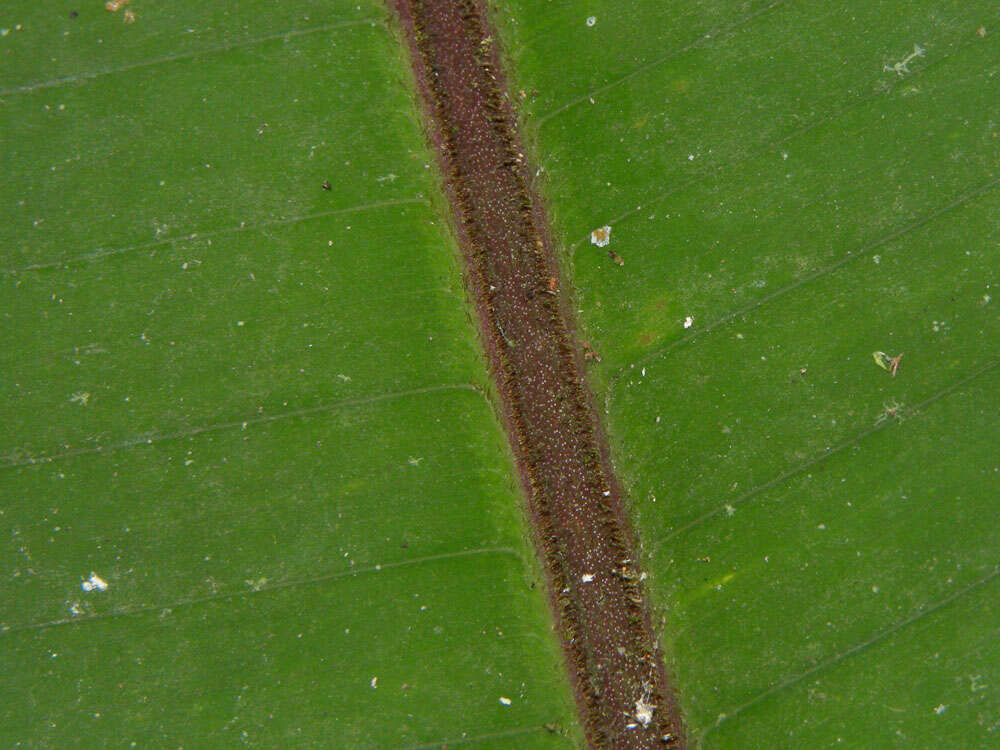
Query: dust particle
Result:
<box><xmin>634</xmin><ymin>694</ymin><xmax>654</xmax><ymax>727</ymax></box>
<box><xmin>590</xmin><ymin>225</ymin><xmax>611</xmax><ymax>247</ymax></box>
<box><xmin>81</xmin><ymin>572</ymin><xmax>109</xmax><ymax>592</ymax></box>
<box><xmin>586</xmin><ymin>16</ymin><xmax>597</xmax><ymax>27</ymax></box>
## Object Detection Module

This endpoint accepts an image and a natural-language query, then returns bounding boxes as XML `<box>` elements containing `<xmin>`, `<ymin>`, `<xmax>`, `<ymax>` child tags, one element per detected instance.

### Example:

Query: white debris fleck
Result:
<box><xmin>81</xmin><ymin>572</ymin><xmax>108</xmax><ymax>592</ymax></box>
<box><xmin>590</xmin><ymin>225</ymin><xmax>611</xmax><ymax>247</ymax></box>
<box><xmin>69</xmin><ymin>392</ymin><xmax>90</xmax><ymax>406</ymax></box>
<box><xmin>499</xmin><ymin>696</ymin><xmax>512</xmax><ymax>706</ymax></box>
<box><xmin>683</xmin><ymin>316</ymin><xmax>694</xmax><ymax>329</ymax></box>
<box><xmin>245</xmin><ymin>577</ymin><xmax>268</xmax><ymax>591</ymax></box>
<box><xmin>586</xmin><ymin>16</ymin><xmax>597</xmax><ymax>27</ymax></box>
<box><xmin>884</xmin><ymin>43</ymin><xmax>925</xmax><ymax>77</ymax></box>
<box><xmin>370</xmin><ymin>676</ymin><xmax>378</xmax><ymax>689</ymax></box>
<box><xmin>934</xmin><ymin>704</ymin><xmax>947</xmax><ymax>715</ymax></box>
<box><xmin>581</xmin><ymin>573</ymin><xmax>595</xmax><ymax>583</ymax></box>
<box><xmin>634</xmin><ymin>695</ymin><xmax>655</xmax><ymax>727</ymax></box>
<box><xmin>724</xmin><ymin>504</ymin><xmax>736</xmax><ymax>517</ymax></box>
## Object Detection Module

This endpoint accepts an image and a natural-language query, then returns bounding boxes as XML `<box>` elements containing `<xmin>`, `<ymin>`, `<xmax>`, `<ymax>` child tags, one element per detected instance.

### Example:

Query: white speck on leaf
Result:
<box><xmin>586</xmin><ymin>16</ymin><xmax>596</xmax><ymax>27</ymax></box>
<box><xmin>499</xmin><ymin>696</ymin><xmax>512</xmax><ymax>706</ymax></box>
<box><xmin>81</xmin><ymin>572</ymin><xmax>108</xmax><ymax>592</ymax></box>
<box><xmin>934</xmin><ymin>704</ymin><xmax>947</xmax><ymax>715</ymax></box>
<box><xmin>683</xmin><ymin>316</ymin><xmax>694</xmax><ymax>329</ymax></box>
<box><xmin>69</xmin><ymin>392</ymin><xmax>90</xmax><ymax>406</ymax></box>
<box><xmin>370</xmin><ymin>676</ymin><xmax>378</xmax><ymax>689</ymax></box>
<box><xmin>884</xmin><ymin>43</ymin><xmax>925</xmax><ymax>77</ymax></box>
<box><xmin>581</xmin><ymin>573</ymin><xmax>594</xmax><ymax>583</ymax></box>
<box><xmin>590</xmin><ymin>225</ymin><xmax>611</xmax><ymax>247</ymax></box>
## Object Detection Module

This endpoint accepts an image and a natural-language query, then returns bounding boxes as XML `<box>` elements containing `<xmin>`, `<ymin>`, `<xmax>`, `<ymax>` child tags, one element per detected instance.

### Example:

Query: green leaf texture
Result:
<box><xmin>495</xmin><ymin>0</ymin><xmax>1000</xmax><ymax>746</ymax></box>
<box><xmin>1</xmin><ymin>2</ymin><xmax>579</xmax><ymax>746</ymax></box>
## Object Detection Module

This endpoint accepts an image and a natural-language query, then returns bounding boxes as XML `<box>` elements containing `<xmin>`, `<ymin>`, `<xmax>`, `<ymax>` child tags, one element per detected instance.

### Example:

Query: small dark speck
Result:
<box><xmin>69</xmin><ymin>11</ymin><xmax>79</xmax><ymax>18</ymax></box>
<box><xmin>400</xmin><ymin>541</ymin><xmax>408</xmax><ymax>548</ymax></box>
<box><xmin>321</xmin><ymin>180</ymin><xmax>332</xmax><ymax>191</ymax></box>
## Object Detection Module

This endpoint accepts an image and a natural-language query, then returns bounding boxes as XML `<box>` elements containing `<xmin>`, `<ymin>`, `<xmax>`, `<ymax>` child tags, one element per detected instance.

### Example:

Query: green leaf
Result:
<box><xmin>1</xmin><ymin>2</ymin><xmax>578</xmax><ymax>746</ymax></box>
<box><xmin>8</xmin><ymin>0</ymin><xmax>1000</xmax><ymax>746</ymax></box>
<box><xmin>497</xmin><ymin>0</ymin><xmax>1000</xmax><ymax>745</ymax></box>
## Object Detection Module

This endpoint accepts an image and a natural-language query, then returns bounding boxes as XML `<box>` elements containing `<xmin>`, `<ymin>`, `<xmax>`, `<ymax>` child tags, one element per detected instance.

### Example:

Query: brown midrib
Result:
<box><xmin>390</xmin><ymin>1</ymin><xmax>686</xmax><ymax>747</ymax></box>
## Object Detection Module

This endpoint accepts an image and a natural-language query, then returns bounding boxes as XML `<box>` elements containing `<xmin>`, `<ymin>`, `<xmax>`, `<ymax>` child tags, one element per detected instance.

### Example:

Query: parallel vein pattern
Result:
<box><xmin>1</xmin><ymin>2</ymin><xmax>580</xmax><ymax>745</ymax></box>
<box><xmin>495</xmin><ymin>0</ymin><xmax>1000</xmax><ymax>745</ymax></box>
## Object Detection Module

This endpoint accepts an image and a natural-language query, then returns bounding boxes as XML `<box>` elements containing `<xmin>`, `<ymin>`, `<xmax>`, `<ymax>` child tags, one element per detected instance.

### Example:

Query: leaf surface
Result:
<box><xmin>496</xmin><ymin>0</ymin><xmax>1000</xmax><ymax>745</ymax></box>
<box><xmin>1</xmin><ymin>2</ymin><xmax>579</xmax><ymax>745</ymax></box>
